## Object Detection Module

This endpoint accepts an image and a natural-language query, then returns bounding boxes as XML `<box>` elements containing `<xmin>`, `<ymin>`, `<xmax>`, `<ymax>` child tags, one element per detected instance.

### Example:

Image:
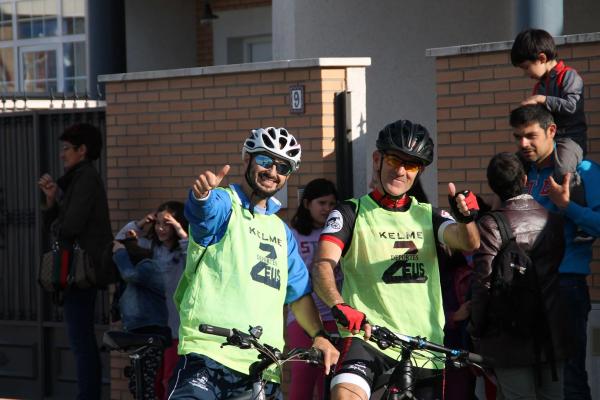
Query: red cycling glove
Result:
<box><xmin>448</xmin><ymin>190</ymin><xmax>479</xmax><ymax>224</ymax></box>
<box><xmin>331</xmin><ymin>303</ymin><xmax>367</xmax><ymax>332</ymax></box>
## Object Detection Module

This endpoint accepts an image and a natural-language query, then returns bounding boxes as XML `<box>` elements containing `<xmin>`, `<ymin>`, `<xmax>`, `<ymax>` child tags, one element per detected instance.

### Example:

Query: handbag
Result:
<box><xmin>70</xmin><ymin>243</ymin><xmax>93</xmax><ymax>289</ymax></box>
<box><xmin>39</xmin><ymin>242</ymin><xmax>93</xmax><ymax>291</ymax></box>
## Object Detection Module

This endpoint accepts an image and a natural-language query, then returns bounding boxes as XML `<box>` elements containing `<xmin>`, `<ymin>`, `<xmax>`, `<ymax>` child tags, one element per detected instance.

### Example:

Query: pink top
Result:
<box><xmin>287</xmin><ymin>228</ymin><xmax>343</xmax><ymax>325</ymax></box>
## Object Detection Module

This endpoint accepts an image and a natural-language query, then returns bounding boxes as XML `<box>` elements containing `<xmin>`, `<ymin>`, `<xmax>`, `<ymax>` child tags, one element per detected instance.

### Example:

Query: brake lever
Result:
<box><xmin>306</xmin><ymin>347</ymin><xmax>323</xmax><ymax>364</ymax></box>
<box><xmin>223</xmin><ymin>328</ymin><xmax>253</xmax><ymax>349</ymax></box>
<box><xmin>221</xmin><ymin>338</ymin><xmax>252</xmax><ymax>350</ymax></box>
<box><xmin>449</xmin><ymin>358</ymin><xmax>468</xmax><ymax>369</ymax></box>
<box><xmin>370</xmin><ymin>326</ymin><xmax>395</xmax><ymax>350</ymax></box>
<box><xmin>447</xmin><ymin>354</ymin><xmax>485</xmax><ymax>373</ymax></box>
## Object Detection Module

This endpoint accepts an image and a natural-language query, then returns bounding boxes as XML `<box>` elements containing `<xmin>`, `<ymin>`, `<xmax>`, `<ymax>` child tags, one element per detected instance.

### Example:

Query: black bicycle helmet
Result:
<box><xmin>376</xmin><ymin>120</ymin><xmax>434</xmax><ymax>166</ymax></box>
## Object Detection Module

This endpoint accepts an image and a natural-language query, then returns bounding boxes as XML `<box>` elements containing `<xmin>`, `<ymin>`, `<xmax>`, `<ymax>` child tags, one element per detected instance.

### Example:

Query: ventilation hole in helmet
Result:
<box><xmin>408</xmin><ymin>137</ymin><xmax>417</xmax><ymax>150</ymax></box>
<box><xmin>288</xmin><ymin>149</ymin><xmax>299</xmax><ymax>157</ymax></box>
<box><xmin>280</xmin><ymin>128</ymin><xmax>289</xmax><ymax>137</ymax></box>
<box><xmin>289</xmin><ymin>137</ymin><xmax>297</xmax><ymax>146</ymax></box>
<box><xmin>278</xmin><ymin>137</ymin><xmax>288</xmax><ymax>150</ymax></box>
<box><xmin>267</xmin><ymin>128</ymin><xmax>277</xmax><ymax>139</ymax></box>
<box><xmin>246</xmin><ymin>140</ymin><xmax>256</xmax><ymax>149</ymax></box>
<box><xmin>262</xmin><ymin>134</ymin><xmax>275</xmax><ymax>149</ymax></box>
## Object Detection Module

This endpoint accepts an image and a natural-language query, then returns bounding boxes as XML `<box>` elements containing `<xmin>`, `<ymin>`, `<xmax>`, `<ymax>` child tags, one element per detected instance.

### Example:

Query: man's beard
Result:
<box><xmin>251</xmin><ymin>172</ymin><xmax>281</xmax><ymax>199</ymax></box>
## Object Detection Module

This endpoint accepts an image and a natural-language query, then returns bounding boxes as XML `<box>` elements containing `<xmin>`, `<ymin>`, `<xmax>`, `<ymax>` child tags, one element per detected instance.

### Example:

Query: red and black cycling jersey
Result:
<box><xmin>320</xmin><ymin>190</ymin><xmax>456</xmax><ymax>256</ymax></box>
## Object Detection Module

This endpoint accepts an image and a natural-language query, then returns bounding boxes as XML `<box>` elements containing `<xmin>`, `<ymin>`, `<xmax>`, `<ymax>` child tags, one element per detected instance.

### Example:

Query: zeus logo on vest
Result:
<box><xmin>382</xmin><ymin>241</ymin><xmax>427</xmax><ymax>284</ymax></box>
<box><xmin>250</xmin><ymin>242</ymin><xmax>281</xmax><ymax>289</ymax></box>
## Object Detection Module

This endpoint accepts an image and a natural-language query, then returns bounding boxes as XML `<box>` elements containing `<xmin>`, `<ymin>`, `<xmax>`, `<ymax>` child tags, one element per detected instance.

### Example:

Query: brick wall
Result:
<box><xmin>433</xmin><ymin>40</ymin><xmax>600</xmax><ymax>299</ymax></box>
<box><xmin>196</xmin><ymin>0</ymin><xmax>272</xmax><ymax>66</ymax></box>
<box><xmin>103</xmin><ymin>63</ymin><xmax>351</xmax><ymax>399</ymax></box>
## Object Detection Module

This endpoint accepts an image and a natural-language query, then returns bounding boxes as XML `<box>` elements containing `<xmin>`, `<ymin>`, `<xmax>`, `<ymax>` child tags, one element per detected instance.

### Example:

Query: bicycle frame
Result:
<box><xmin>228</xmin><ymin>348</ymin><xmax>282</xmax><ymax>400</ymax></box>
<box><xmin>374</xmin><ymin>344</ymin><xmax>429</xmax><ymax>400</ymax></box>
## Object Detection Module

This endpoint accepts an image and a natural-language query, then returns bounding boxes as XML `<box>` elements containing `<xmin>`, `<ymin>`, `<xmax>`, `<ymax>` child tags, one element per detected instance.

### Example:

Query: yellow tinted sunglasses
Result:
<box><xmin>382</xmin><ymin>153</ymin><xmax>422</xmax><ymax>173</ymax></box>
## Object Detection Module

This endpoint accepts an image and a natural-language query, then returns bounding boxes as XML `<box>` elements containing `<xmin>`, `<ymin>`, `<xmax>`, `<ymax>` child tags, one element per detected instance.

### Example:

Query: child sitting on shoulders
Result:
<box><xmin>511</xmin><ymin>28</ymin><xmax>591</xmax><ymax>242</ymax></box>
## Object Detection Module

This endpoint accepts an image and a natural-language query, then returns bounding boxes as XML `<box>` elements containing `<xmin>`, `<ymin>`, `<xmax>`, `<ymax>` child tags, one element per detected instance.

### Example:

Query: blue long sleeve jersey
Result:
<box><xmin>526</xmin><ymin>156</ymin><xmax>600</xmax><ymax>274</ymax></box>
<box><xmin>184</xmin><ymin>184</ymin><xmax>311</xmax><ymax>304</ymax></box>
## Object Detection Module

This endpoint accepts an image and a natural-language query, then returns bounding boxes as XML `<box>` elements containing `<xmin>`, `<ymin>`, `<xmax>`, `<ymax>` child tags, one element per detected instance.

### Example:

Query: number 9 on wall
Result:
<box><xmin>289</xmin><ymin>85</ymin><xmax>304</xmax><ymax>114</ymax></box>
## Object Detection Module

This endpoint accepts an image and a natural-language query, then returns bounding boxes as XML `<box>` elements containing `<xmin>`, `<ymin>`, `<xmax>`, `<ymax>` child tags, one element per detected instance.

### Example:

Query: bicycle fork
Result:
<box><xmin>252</xmin><ymin>381</ymin><xmax>267</xmax><ymax>400</ymax></box>
<box><xmin>384</xmin><ymin>347</ymin><xmax>417</xmax><ymax>400</ymax></box>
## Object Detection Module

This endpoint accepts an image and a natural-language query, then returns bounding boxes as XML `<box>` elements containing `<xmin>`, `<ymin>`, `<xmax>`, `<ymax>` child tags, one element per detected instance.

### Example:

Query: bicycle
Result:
<box><xmin>102</xmin><ymin>330</ymin><xmax>170</xmax><ymax>400</ymax></box>
<box><xmin>365</xmin><ymin>324</ymin><xmax>485</xmax><ymax>400</ymax></box>
<box><xmin>199</xmin><ymin>323</ymin><xmax>324</xmax><ymax>400</ymax></box>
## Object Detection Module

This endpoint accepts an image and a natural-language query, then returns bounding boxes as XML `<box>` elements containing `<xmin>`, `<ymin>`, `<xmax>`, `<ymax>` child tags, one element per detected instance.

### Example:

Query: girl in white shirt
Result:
<box><xmin>286</xmin><ymin>179</ymin><xmax>340</xmax><ymax>400</ymax></box>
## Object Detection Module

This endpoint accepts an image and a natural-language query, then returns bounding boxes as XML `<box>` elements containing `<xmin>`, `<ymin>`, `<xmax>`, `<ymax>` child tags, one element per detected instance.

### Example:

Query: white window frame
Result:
<box><xmin>19</xmin><ymin>42</ymin><xmax>61</xmax><ymax>92</ymax></box>
<box><xmin>242</xmin><ymin>35</ymin><xmax>272</xmax><ymax>63</ymax></box>
<box><xmin>0</xmin><ymin>0</ymin><xmax>86</xmax><ymax>94</ymax></box>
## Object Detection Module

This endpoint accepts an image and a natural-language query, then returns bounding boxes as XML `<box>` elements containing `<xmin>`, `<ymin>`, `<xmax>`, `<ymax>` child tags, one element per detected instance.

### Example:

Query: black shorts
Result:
<box><xmin>333</xmin><ymin>337</ymin><xmax>443</xmax><ymax>399</ymax></box>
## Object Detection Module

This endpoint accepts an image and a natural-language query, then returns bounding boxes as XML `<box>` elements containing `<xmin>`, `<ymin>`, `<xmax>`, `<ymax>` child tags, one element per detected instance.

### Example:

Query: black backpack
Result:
<box><xmin>487</xmin><ymin>212</ymin><xmax>542</xmax><ymax>337</ymax></box>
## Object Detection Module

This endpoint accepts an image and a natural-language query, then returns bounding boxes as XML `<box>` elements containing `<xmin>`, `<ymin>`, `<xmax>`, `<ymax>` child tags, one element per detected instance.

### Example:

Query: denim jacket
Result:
<box><xmin>115</xmin><ymin>221</ymin><xmax>187</xmax><ymax>337</ymax></box>
<box><xmin>113</xmin><ymin>249</ymin><xmax>169</xmax><ymax>332</ymax></box>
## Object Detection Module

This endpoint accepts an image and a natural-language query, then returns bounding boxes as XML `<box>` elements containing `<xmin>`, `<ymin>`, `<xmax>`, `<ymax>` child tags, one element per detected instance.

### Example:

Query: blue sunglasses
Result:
<box><xmin>254</xmin><ymin>154</ymin><xmax>293</xmax><ymax>176</ymax></box>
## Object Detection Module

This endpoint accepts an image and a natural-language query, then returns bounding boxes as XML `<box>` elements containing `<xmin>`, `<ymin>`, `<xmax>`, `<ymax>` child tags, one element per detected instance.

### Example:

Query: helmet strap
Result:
<box><xmin>377</xmin><ymin>156</ymin><xmax>408</xmax><ymax>201</ymax></box>
<box><xmin>244</xmin><ymin>156</ymin><xmax>254</xmax><ymax>191</ymax></box>
<box><xmin>244</xmin><ymin>155</ymin><xmax>272</xmax><ymax>214</ymax></box>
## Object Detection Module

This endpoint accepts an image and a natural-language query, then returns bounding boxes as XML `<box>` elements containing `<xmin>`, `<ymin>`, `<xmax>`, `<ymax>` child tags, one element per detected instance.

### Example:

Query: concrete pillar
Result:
<box><xmin>515</xmin><ymin>0</ymin><xmax>563</xmax><ymax>35</ymax></box>
<box><xmin>272</xmin><ymin>0</ymin><xmax>296</xmax><ymax>59</ymax></box>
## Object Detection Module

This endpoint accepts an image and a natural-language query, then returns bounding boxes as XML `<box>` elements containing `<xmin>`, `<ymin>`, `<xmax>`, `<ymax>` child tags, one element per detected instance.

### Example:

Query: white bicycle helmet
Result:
<box><xmin>242</xmin><ymin>127</ymin><xmax>301</xmax><ymax>172</ymax></box>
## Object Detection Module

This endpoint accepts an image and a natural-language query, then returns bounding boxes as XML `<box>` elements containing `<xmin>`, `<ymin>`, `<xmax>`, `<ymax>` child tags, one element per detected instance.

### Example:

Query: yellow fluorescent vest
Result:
<box><xmin>174</xmin><ymin>188</ymin><xmax>288</xmax><ymax>381</ymax></box>
<box><xmin>341</xmin><ymin>195</ymin><xmax>445</xmax><ymax>369</ymax></box>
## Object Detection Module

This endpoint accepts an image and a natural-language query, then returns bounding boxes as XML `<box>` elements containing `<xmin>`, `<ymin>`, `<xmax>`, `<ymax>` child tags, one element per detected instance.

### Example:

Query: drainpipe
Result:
<box><xmin>515</xmin><ymin>0</ymin><xmax>563</xmax><ymax>36</ymax></box>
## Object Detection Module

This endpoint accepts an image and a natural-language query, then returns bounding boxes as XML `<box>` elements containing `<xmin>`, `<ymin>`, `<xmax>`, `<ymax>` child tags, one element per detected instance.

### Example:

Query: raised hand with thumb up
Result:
<box><xmin>193</xmin><ymin>165</ymin><xmax>231</xmax><ymax>199</ymax></box>
<box><xmin>447</xmin><ymin>182</ymin><xmax>479</xmax><ymax>224</ymax></box>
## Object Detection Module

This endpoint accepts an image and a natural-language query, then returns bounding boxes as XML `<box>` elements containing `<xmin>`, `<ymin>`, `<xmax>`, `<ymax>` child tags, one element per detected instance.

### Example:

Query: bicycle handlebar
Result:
<box><xmin>370</xmin><ymin>325</ymin><xmax>484</xmax><ymax>365</ymax></box>
<box><xmin>199</xmin><ymin>324</ymin><xmax>234</xmax><ymax>338</ymax></box>
<box><xmin>199</xmin><ymin>323</ymin><xmax>323</xmax><ymax>377</ymax></box>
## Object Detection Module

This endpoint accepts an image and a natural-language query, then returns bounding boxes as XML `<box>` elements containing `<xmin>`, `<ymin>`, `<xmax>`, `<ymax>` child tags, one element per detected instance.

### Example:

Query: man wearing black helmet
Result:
<box><xmin>313</xmin><ymin>120</ymin><xmax>481</xmax><ymax>400</ymax></box>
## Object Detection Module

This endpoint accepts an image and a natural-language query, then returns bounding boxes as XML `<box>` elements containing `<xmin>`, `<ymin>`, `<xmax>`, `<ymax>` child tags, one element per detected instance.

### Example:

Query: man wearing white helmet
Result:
<box><xmin>168</xmin><ymin>127</ymin><xmax>339</xmax><ymax>399</ymax></box>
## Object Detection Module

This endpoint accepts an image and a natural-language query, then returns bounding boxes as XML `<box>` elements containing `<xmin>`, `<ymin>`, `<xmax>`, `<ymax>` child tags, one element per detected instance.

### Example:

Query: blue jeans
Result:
<box><xmin>560</xmin><ymin>274</ymin><xmax>592</xmax><ymax>400</ymax></box>
<box><xmin>167</xmin><ymin>353</ymin><xmax>282</xmax><ymax>400</ymax></box>
<box><xmin>63</xmin><ymin>287</ymin><xmax>102</xmax><ymax>400</ymax></box>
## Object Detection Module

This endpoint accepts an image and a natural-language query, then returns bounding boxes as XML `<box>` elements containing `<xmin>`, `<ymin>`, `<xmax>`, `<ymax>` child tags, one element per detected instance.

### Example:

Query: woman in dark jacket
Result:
<box><xmin>38</xmin><ymin>123</ymin><xmax>112</xmax><ymax>400</ymax></box>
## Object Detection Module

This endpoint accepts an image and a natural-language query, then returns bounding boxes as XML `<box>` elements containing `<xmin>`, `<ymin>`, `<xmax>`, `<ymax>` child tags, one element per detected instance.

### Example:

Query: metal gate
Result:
<box><xmin>0</xmin><ymin>108</ymin><xmax>110</xmax><ymax>399</ymax></box>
